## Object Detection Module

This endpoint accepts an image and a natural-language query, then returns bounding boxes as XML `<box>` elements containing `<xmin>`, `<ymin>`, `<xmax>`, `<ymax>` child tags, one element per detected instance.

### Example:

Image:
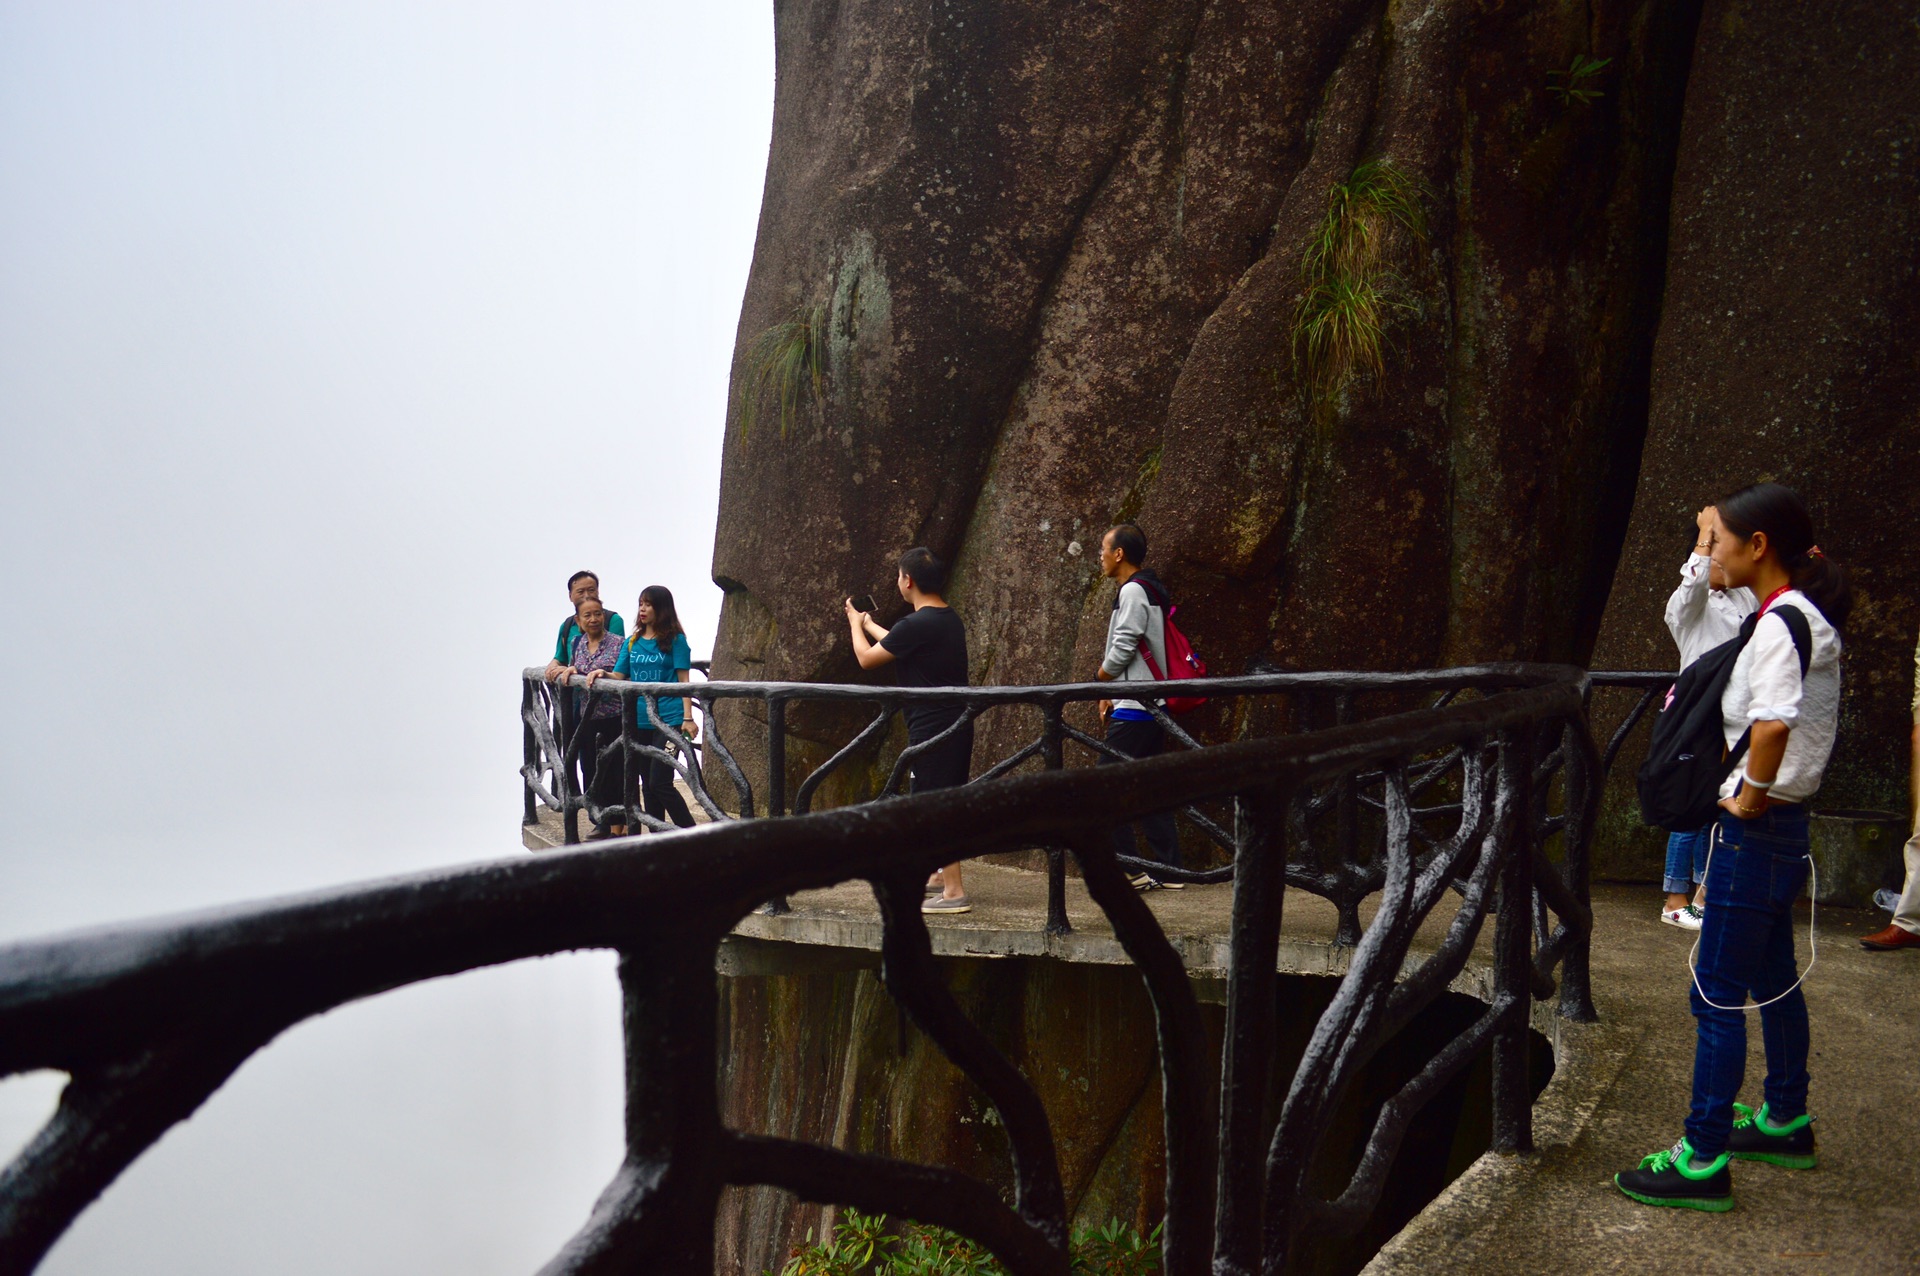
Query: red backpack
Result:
<box><xmin>1131</xmin><ymin>577</ymin><xmax>1207</xmax><ymax>714</ymax></box>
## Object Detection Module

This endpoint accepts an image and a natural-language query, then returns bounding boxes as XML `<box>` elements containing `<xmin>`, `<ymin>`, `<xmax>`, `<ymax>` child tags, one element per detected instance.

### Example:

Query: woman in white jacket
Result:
<box><xmin>1658</xmin><ymin>506</ymin><xmax>1758</xmax><ymax>927</ymax></box>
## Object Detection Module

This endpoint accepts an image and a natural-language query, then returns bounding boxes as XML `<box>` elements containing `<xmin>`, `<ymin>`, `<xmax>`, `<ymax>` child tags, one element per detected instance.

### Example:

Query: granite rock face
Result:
<box><xmin>711</xmin><ymin>0</ymin><xmax>1919</xmax><ymax>858</ymax></box>
<box><xmin>1588</xmin><ymin>0</ymin><xmax>1920</xmax><ymax>877</ymax></box>
<box><xmin>710</xmin><ymin>0</ymin><xmax>1704</xmax><ymax>782</ymax></box>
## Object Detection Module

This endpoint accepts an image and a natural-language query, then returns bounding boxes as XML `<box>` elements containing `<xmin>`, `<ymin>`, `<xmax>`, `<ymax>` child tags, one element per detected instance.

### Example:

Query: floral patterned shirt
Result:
<box><xmin>570</xmin><ymin>631</ymin><xmax>624</xmax><ymax>719</ymax></box>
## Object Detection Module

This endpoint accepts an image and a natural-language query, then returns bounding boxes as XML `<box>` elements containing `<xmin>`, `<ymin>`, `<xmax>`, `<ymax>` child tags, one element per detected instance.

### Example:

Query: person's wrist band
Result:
<box><xmin>1745</xmin><ymin>776</ymin><xmax>1774</xmax><ymax>790</ymax></box>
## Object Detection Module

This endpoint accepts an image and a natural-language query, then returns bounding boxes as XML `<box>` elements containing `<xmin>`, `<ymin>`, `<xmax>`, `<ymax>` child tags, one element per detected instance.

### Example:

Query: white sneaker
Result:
<box><xmin>1661</xmin><ymin>904</ymin><xmax>1703</xmax><ymax>930</ymax></box>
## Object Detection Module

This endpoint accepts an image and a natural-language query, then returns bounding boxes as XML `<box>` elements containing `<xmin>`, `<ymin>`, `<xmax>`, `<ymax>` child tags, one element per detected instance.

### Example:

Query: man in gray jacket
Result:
<box><xmin>1094</xmin><ymin>523</ymin><xmax>1183</xmax><ymax>889</ymax></box>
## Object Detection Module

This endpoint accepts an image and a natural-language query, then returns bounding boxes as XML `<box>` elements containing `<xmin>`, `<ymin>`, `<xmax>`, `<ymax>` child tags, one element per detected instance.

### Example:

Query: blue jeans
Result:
<box><xmin>1664</xmin><ymin>825</ymin><xmax>1711</xmax><ymax>895</ymax></box>
<box><xmin>1685</xmin><ymin>807</ymin><xmax>1812</xmax><ymax>1157</ymax></box>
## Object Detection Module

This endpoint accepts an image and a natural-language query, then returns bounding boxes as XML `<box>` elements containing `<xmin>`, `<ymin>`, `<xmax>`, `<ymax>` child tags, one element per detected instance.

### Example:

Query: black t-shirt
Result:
<box><xmin>879</xmin><ymin>605</ymin><xmax>970</xmax><ymax>741</ymax></box>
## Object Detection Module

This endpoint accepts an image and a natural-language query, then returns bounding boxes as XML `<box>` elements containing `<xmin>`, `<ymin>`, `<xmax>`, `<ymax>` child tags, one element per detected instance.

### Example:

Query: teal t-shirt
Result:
<box><xmin>614</xmin><ymin>631</ymin><xmax>693</xmax><ymax>727</ymax></box>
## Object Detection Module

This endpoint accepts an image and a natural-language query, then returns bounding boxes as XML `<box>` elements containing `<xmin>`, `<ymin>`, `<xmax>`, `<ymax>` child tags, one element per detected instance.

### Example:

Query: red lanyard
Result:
<box><xmin>1757</xmin><ymin>585</ymin><xmax>1792</xmax><ymax>616</ymax></box>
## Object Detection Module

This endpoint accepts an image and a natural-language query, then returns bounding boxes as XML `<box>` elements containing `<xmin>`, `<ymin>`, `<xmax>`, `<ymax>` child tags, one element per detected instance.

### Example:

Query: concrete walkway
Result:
<box><xmin>524</xmin><ymin>810</ymin><xmax>1920</xmax><ymax>1271</ymax></box>
<box><xmin>1373</xmin><ymin>887</ymin><xmax>1920</xmax><ymax>1275</ymax></box>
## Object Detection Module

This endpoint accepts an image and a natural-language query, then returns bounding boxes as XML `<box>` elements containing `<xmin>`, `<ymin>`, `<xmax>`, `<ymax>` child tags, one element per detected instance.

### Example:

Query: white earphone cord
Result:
<box><xmin>1687</xmin><ymin>820</ymin><xmax>1816</xmax><ymax>1011</ymax></box>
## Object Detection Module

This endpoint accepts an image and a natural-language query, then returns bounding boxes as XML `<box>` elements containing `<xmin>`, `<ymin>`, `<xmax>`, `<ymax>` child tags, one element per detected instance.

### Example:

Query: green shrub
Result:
<box><xmin>767</xmin><ymin>1210</ymin><xmax>1162</xmax><ymax>1276</ymax></box>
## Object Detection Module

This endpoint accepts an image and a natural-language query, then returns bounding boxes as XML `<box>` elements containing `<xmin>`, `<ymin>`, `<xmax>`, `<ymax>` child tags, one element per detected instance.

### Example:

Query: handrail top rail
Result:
<box><xmin>524</xmin><ymin>661</ymin><xmax>1606</xmax><ymax>704</ymax></box>
<box><xmin>1</xmin><ymin>678</ymin><xmax>1586</xmax><ymax>1076</ymax></box>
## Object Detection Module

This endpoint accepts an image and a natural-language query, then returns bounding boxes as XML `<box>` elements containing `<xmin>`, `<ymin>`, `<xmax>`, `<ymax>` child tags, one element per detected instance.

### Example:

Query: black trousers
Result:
<box><xmin>578</xmin><ymin>715</ymin><xmax>626</xmax><ymax>818</ymax></box>
<box><xmin>634</xmin><ymin>727</ymin><xmax>696</xmax><ymax>829</ymax></box>
<box><xmin>1098</xmin><ymin>715</ymin><xmax>1181</xmax><ymax>868</ymax></box>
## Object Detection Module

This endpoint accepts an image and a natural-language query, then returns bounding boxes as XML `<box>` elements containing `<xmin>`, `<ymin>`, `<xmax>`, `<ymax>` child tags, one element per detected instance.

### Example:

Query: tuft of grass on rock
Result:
<box><xmin>736</xmin><ymin>304</ymin><xmax>825</xmax><ymax>439</ymax></box>
<box><xmin>1547</xmin><ymin>54</ymin><xmax>1611</xmax><ymax>106</ymax></box>
<box><xmin>1289</xmin><ymin>158</ymin><xmax>1429</xmax><ymax>406</ymax></box>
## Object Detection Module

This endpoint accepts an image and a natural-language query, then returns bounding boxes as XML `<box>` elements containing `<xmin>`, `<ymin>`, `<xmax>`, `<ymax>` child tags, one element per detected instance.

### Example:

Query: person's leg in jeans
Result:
<box><xmin>1099</xmin><ymin>716</ymin><xmax>1181</xmax><ymax>874</ymax></box>
<box><xmin>1664</xmin><ymin>828</ymin><xmax>1704</xmax><ymax>913</ymax></box>
<box><xmin>638</xmin><ymin>729</ymin><xmax>696</xmax><ymax>829</ymax></box>
<box><xmin>1753</xmin><ymin>811</ymin><xmax>1812</xmax><ymax>1122</ymax></box>
<box><xmin>1685</xmin><ymin>812</ymin><xmax>1810</xmax><ymax>1157</ymax></box>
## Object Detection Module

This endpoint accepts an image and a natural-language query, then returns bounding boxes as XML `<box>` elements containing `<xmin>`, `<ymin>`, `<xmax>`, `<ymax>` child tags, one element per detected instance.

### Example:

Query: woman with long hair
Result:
<box><xmin>586</xmin><ymin>584</ymin><xmax>698</xmax><ymax>831</ymax></box>
<box><xmin>1616</xmin><ymin>482</ymin><xmax>1849</xmax><ymax>1212</ymax></box>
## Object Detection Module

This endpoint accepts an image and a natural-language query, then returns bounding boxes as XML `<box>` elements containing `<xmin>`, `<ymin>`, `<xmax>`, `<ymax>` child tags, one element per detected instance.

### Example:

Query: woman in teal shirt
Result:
<box><xmin>586</xmin><ymin>584</ymin><xmax>697</xmax><ymax>830</ymax></box>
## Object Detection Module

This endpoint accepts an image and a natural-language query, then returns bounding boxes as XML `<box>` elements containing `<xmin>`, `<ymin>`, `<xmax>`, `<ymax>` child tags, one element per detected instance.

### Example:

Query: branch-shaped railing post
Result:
<box><xmin>540</xmin><ymin>930</ymin><xmax>726</xmax><ymax>1276</ymax></box>
<box><xmin>1212</xmin><ymin>784</ymin><xmax>1289</xmax><ymax>1276</ymax></box>
<box><xmin>1073</xmin><ymin>834</ymin><xmax>1216</xmax><ymax>1276</ymax></box>
<box><xmin>1490</xmin><ymin>729</ymin><xmax>1535</xmax><ymax>1156</ymax></box>
<box><xmin>1041</xmin><ymin>699</ymin><xmax>1070</xmax><ymax>937</ymax></box>
<box><xmin>522</xmin><ymin>679</ymin><xmax>540</xmax><ymax>828</ymax></box>
<box><xmin>871</xmin><ymin>876</ymin><xmax>1068</xmax><ymax>1250</ymax></box>
<box><xmin>763</xmin><ymin>696</ymin><xmax>791</xmax><ymax>915</ymax></box>
<box><xmin>1556</xmin><ymin>714</ymin><xmax>1600</xmax><ymax>1022</ymax></box>
<box><xmin>559</xmin><ymin>689</ymin><xmax>582</xmax><ymax>845</ymax></box>
<box><xmin>0</xmin><ymin>1032</ymin><xmax>269</xmax><ymax>1276</ymax></box>
<box><xmin>1330</xmin><ymin>691</ymin><xmax>1363</xmax><ymax>946</ymax></box>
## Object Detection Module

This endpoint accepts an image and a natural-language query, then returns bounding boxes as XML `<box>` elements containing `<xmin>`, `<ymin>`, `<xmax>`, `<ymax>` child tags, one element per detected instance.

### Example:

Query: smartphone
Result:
<box><xmin>851</xmin><ymin>594</ymin><xmax>879</xmax><ymax>615</ymax></box>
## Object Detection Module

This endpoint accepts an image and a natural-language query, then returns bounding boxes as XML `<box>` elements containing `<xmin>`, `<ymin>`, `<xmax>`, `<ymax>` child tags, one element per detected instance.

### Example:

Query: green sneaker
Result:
<box><xmin>1614</xmin><ymin>1138</ymin><xmax>1734</xmax><ymax>1212</ymax></box>
<box><xmin>1726</xmin><ymin>1102</ymin><xmax>1817</xmax><ymax>1169</ymax></box>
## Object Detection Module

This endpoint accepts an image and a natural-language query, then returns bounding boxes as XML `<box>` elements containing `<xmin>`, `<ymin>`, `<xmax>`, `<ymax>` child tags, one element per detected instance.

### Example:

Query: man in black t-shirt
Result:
<box><xmin>846</xmin><ymin>546</ymin><xmax>974</xmax><ymax>914</ymax></box>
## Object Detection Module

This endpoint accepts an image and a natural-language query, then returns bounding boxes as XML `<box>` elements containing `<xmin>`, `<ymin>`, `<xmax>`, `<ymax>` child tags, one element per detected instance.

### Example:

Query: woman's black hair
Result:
<box><xmin>637</xmin><ymin>585</ymin><xmax>683</xmax><ymax>653</ymax></box>
<box><xmin>1716</xmin><ymin>482</ymin><xmax>1851</xmax><ymax>629</ymax></box>
<box><xmin>898</xmin><ymin>547</ymin><xmax>947</xmax><ymax>595</ymax></box>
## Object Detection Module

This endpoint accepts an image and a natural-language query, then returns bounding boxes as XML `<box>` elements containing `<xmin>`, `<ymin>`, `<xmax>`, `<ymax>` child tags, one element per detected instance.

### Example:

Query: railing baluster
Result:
<box><xmin>522</xmin><ymin>680</ymin><xmax>539</xmax><ymax>828</ymax></box>
<box><xmin>1491</xmin><ymin>729</ymin><xmax>1535</xmax><ymax>1156</ymax></box>
<box><xmin>763</xmin><ymin>696</ymin><xmax>790</xmax><ymax>915</ymax></box>
<box><xmin>1041</xmin><ymin>699</ymin><xmax>1069</xmax><ymax>937</ymax></box>
<box><xmin>1213</xmin><ymin>784</ymin><xmax>1288</xmax><ymax>1275</ymax></box>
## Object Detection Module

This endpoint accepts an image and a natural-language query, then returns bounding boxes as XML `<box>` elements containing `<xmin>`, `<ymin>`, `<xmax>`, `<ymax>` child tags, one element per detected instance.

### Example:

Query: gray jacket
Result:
<box><xmin>1101</xmin><ymin>578</ymin><xmax>1167</xmax><ymax>714</ymax></box>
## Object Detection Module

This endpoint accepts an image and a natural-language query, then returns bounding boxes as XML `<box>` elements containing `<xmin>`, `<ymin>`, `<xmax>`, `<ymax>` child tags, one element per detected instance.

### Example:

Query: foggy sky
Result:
<box><xmin>0</xmin><ymin>4</ymin><xmax>772</xmax><ymax>1270</ymax></box>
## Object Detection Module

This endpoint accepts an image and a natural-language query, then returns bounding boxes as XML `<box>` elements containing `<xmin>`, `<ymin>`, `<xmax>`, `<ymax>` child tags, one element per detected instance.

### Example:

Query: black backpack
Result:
<box><xmin>1636</xmin><ymin>604</ymin><xmax>1812</xmax><ymax>832</ymax></box>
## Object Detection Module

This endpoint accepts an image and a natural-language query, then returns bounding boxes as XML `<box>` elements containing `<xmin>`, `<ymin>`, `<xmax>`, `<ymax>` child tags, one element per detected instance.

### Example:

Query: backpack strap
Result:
<box><xmin>1771</xmin><ymin>603</ymin><xmax>1813</xmax><ymax>677</ymax></box>
<box><xmin>1723</xmin><ymin>603</ymin><xmax>1815</xmax><ymax>773</ymax></box>
<box><xmin>1130</xmin><ymin>575</ymin><xmax>1172</xmax><ymax>611</ymax></box>
<box><xmin>1122</xmin><ymin>577</ymin><xmax>1170</xmax><ymax>683</ymax></box>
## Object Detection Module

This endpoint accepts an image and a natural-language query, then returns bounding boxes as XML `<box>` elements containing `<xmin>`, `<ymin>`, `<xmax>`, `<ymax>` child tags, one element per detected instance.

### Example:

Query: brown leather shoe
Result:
<box><xmin>1860</xmin><ymin>923</ymin><xmax>1920</xmax><ymax>951</ymax></box>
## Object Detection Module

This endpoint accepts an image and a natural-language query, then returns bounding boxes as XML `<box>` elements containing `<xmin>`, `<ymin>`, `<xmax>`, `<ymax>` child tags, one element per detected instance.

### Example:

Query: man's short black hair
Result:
<box><xmin>1107</xmin><ymin>523</ymin><xmax>1147</xmax><ymax>566</ymax></box>
<box><xmin>567</xmin><ymin>570</ymin><xmax>599</xmax><ymax>592</ymax></box>
<box><xmin>898</xmin><ymin>547</ymin><xmax>947</xmax><ymax>595</ymax></box>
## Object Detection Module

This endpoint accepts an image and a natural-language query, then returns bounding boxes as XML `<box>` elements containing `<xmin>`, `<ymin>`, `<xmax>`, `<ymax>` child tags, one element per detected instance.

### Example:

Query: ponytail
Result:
<box><xmin>1717</xmin><ymin>482</ymin><xmax>1852</xmax><ymax>630</ymax></box>
<box><xmin>1787</xmin><ymin>549</ymin><xmax>1852</xmax><ymax>631</ymax></box>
